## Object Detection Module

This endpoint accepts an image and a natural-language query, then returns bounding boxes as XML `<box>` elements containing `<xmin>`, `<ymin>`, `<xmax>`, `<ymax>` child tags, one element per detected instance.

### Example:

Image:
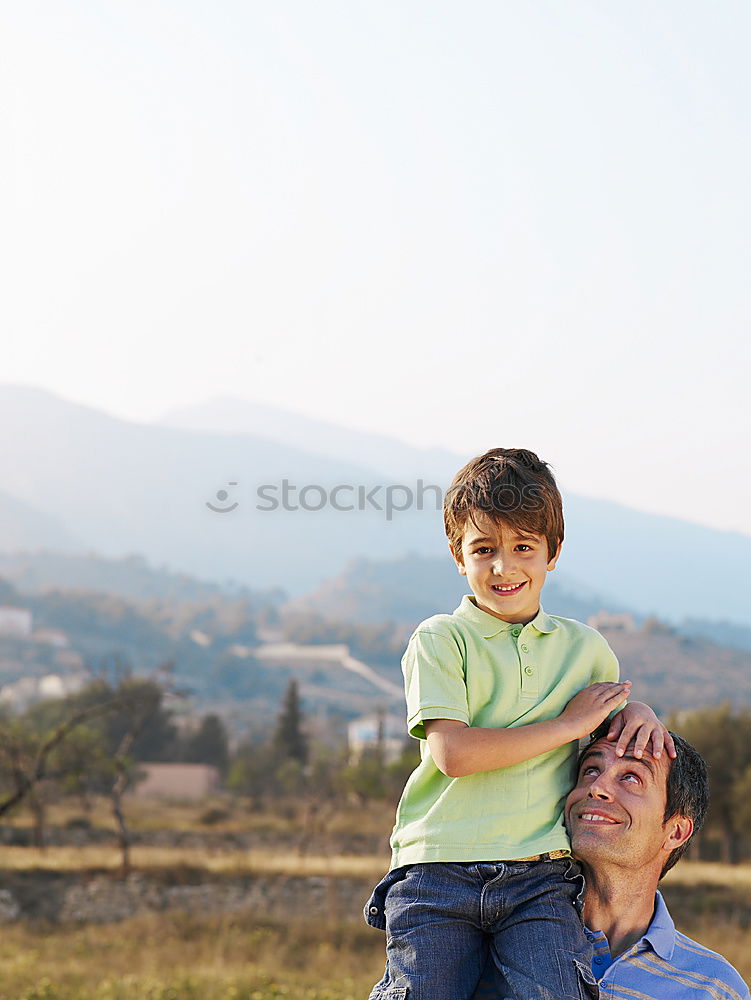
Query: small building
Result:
<box><xmin>587</xmin><ymin>611</ymin><xmax>636</xmax><ymax>633</ymax></box>
<box><xmin>132</xmin><ymin>763</ymin><xmax>220</xmax><ymax>800</ymax></box>
<box><xmin>189</xmin><ymin>629</ymin><xmax>212</xmax><ymax>647</ymax></box>
<box><xmin>0</xmin><ymin>671</ymin><xmax>88</xmax><ymax>708</ymax></box>
<box><xmin>0</xmin><ymin>607</ymin><xmax>33</xmax><ymax>638</ymax></box>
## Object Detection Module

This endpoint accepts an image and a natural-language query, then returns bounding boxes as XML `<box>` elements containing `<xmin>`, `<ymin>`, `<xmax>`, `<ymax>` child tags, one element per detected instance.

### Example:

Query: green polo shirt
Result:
<box><xmin>390</xmin><ymin>595</ymin><xmax>619</xmax><ymax>868</ymax></box>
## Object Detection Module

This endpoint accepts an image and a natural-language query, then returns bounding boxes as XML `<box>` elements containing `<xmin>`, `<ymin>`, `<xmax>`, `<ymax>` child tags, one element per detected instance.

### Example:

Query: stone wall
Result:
<box><xmin>0</xmin><ymin>871</ymin><xmax>372</xmax><ymax>925</ymax></box>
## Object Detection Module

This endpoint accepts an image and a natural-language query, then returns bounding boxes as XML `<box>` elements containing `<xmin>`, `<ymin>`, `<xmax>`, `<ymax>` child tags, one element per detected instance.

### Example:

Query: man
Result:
<box><xmin>473</xmin><ymin>732</ymin><xmax>749</xmax><ymax>999</ymax></box>
<box><xmin>564</xmin><ymin>731</ymin><xmax>749</xmax><ymax>999</ymax></box>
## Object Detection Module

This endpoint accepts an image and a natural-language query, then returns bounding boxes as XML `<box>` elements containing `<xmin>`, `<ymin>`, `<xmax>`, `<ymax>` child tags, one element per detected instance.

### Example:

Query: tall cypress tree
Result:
<box><xmin>272</xmin><ymin>679</ymin><xmax>308</xmax><ymax>766</ymax></box>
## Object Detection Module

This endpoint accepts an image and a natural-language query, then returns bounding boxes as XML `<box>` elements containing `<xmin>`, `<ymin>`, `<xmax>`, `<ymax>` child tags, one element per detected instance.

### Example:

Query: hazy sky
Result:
<box><xmin>3</xmin><ymin>1</ymin><xmax>750</xmax><ymax>535</ymax></box>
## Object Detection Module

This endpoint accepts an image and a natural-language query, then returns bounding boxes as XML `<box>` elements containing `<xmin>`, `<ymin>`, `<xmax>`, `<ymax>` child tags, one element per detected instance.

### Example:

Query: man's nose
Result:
<box><xmin>588</xmin><ymin>774</ymin><xmax>615</xmax><ymax>800</ymax></box>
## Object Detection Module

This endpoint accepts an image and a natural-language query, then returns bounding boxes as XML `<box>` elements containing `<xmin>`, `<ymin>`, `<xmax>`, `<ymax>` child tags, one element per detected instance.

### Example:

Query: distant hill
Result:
<box><xmin>285</xmin><ymin>553</ymin><xmax>628</xmax><ymax>627</ymax></box>
<box><xmin>1</xmin><ymin>384</ymin><xmax>750</xmax><ymax>628</ymax></box>
<box><xmin>1</xmin><ymin>552</ymin><xmax>750</xmax><ymax>721</ymax></box>
<box><xmin>0</xmin><ymin>551</ymin><xmax>281</xmax><ymax>606</ymax></box>
<box><xmin>159</xmin><ymin>396</ymin><xmax>461</xmax><ymax>482</ymax></box>
<box><xmin>601</xmin><ymin>622</ymin><xmax>751</xmax><ymax>717</ymax></box>
<box><xmin>0</xmin><ymin>385</ymin><xmax>442</xmax><ymax>593</ymax></box>
<box><xmin>286</xmin><ymin>556</ymin><xmax>751</xmax><ymax>713</ymax></box>
<box><xmin>0</xmin><ymin>489</ymin><xmax>80</xmax><ymax>552</ymax></box>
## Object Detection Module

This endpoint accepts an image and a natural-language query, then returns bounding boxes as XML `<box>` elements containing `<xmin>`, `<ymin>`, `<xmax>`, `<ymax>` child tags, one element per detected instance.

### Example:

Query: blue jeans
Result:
<box><xmin>365</xmin><ymin>859</ymin><xmax>598</xmax><ymax>1000</ymax></box>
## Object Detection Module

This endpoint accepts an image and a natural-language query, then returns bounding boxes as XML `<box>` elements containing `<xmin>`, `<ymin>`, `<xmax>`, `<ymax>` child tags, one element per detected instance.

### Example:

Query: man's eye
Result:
<box><xmin>582</xmin><ymin>766</ymin><xmax>599</xmax><ymax>778</ymax></box>
<box><xmin>623</xmin><ymin>773</ymin><xmax>640</xmax><ymax>784</ymax></box>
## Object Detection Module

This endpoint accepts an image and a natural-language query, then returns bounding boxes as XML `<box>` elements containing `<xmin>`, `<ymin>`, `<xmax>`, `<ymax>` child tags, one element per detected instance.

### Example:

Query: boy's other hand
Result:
<box><xmin>560</xmin><ymin>681</ymin><xmax>633</xmax><ymax>741</ymax></box>
<box><xmin>606</xmin><ymin>700</ymin><xmax>677</xmax><ymax>760</ymax></box>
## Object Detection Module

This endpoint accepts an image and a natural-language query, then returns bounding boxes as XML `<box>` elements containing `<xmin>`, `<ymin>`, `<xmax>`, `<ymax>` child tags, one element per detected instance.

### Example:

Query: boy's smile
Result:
<box><xmin>450</xmin><ymin>515</ymin><xmax>559</xmax><ymax>624</ymax></box>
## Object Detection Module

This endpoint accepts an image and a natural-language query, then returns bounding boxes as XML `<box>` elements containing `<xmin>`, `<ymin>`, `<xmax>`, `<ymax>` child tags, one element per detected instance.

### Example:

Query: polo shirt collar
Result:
<box><xmin>454</xmin><ymin>595</ymin><xmax>558</xmax><ymax>639</ymax></box>
<box><xmin>641</xmin><ymin>891</ymin><xmax>676</xmax><ymax>962</ymax></box>
<box><xmin>584</xmin><ymin>891</ymin><xmax>676</xmax><ymax>964</ymax></box>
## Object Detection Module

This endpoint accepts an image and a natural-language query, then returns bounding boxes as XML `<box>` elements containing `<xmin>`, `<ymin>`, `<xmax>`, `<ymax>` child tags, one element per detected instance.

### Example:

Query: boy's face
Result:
<box><xmin>450</xmin><ymin>513</ymin><xmax>559</xmax><ymax>624</ymax></box>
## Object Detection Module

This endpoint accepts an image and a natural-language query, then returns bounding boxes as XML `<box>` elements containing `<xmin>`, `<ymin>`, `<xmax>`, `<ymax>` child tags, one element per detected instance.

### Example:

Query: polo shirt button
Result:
<box><xmin>524</xmin><ymin>666</ymin><xmax>534</xmax><ymax>676</ymax></box>
<box><xmin>521</xmin><ymin>643</ymin><xmax>529</xmax><ymax>652</ymax></box>
<box><xmin>511</xmin><ymin>627</ymin><xmax>521</xmax><ymax>636</ymax></box>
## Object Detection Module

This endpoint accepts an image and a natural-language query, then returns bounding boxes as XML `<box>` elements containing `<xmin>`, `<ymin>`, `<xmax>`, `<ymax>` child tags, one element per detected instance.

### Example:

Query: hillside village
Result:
<box><xmin>1</xmin><ymin>553</ymin><xmax>751</xmax><ymax>749</ymax></box>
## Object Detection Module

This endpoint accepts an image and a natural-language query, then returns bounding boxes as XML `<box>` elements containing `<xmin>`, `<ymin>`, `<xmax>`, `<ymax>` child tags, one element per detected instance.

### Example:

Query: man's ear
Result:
<box><xmin>662</xmin><ymin>814</ymin><xmax>694</xmax><ymax>855</ymax></box>
<box><xmin>547</xmin><ymin>540</ymin><xmax>562</xmax><ymax>572</ymax></box>
<box><xmin>449</xmin><ymin>541</ymin><xmax>466</xmax><ymax>576</ymax></box>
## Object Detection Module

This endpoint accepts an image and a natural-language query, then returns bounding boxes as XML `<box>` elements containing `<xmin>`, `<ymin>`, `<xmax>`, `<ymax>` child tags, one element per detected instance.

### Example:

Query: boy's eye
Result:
<box><xmin>474</xmin><ymin>546</ymin><xmax>493</xmax><ymax>555</ymax></box>
<box><xmin>516</xmin><ymin>544</ymin><xmax>532</xmax><ymax>552</ymax></box>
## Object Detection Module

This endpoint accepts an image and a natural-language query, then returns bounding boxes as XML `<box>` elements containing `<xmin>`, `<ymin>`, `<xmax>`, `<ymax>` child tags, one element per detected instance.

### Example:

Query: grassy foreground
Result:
<box><xmin>0</xmin><ymin>911</ymin><xmax>386</xmax><ymax>1000</ymax></box>
<box><xmin>0</xmin><ymin>860</ymin><xmax>749</xmax><ymax>999</ymax></box>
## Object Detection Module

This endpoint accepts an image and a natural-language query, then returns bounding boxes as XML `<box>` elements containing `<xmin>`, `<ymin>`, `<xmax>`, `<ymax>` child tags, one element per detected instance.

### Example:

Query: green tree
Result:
<box><xmin>0</xmin><ymin>692</ymin><xmax>118</xmax><ymax>844</ymax></box>
<box><xmin>226</xmin><ymin>741</ymin><xmax>278</xmax><ymax>801</ymax></box>
<box><xmin>184</xmin><ymin>714</ymin><xmax>230</xmax><ymax>775</ymax></box>
<box><xmin>669</xmin><ymin>704</ymin><xmax>751</xmax><ymax>863</ymax></box>
<box><xmin>272</xmin><ymin>679</ymin><xmax>308</xmax><ymax>766</ymax></box>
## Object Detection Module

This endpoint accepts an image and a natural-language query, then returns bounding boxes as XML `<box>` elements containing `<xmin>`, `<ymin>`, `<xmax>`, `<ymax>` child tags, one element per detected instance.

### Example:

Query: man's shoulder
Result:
<box><xmin>670</xmin><ymin>929</ymin><xmax>749</xmax><ymax>997</ymax></box>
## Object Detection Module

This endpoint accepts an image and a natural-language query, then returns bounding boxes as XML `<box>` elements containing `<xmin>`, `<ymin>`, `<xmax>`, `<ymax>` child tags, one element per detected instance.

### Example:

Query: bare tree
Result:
<box><xmin>0</xmin><ymin>699</ymin><xmax>119</xmax><ymax>822</ymax></box>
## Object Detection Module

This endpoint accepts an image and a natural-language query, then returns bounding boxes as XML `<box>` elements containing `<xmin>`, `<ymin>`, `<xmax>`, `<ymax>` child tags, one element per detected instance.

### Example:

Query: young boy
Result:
<box><xmin>365</xmin><ymin>448</ymin><xmax>672</xmax><ymax>1000</ymax></box>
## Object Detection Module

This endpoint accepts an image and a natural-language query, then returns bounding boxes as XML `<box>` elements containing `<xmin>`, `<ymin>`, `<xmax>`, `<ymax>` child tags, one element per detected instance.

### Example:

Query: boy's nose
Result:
<box><xmin>491</xmin><ymin>552</ymin><xmax>515</xmax><ymax>574</ymax></box>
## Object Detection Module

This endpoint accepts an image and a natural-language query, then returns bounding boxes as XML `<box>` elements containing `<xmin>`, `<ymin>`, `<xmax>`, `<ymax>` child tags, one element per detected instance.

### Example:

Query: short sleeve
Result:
<box><xmin>588</xmin><ymin>632</ymin><xmax>622</xmax><ymax>716</ymax></box>
<box><xmin>590</xmin><ymin>633</ymin><xmax>619</xmax><ymax>684</ymax></box>
<box><xmin>402</xmin><ymin>628</ymin><xmax>470</xmax><ymax>739</ymax></box>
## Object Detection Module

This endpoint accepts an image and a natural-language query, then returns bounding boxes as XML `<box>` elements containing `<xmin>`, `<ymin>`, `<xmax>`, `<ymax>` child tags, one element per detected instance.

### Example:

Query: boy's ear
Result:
<box><xmin>547</xmin><ymin>540</ymin><xmax>562</xmax><ymax>572</ymax></box>
<box><xmin>449</xmin><ymin>541</ymin><xmax>467</xmax><ymax>576</ymax></box>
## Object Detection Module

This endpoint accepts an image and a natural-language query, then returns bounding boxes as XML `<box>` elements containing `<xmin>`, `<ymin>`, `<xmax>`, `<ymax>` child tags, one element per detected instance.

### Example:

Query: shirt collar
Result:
<box><xmin>641</xmin><ymin>890</ymin><xmax>676</xmax><ymax>962</ymax></box>
<box><xmin>584</xmin><ymin>891</ymin><xmax>676</xmax><ymax>964</ymax></box>
<box><xmin>454</xmin><ymin>595</ymin><xmax>559</xmax><ymax>638</ymax></box>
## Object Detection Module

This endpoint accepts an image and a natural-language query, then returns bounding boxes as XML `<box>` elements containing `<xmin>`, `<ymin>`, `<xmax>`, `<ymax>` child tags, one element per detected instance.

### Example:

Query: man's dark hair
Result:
<box><xmin>443</xmin><ymin>448</ymin><xmax>564</xmax><ymax>561</ymax></box>
<box><xmin>661</xmin><ymin>732</ymin><xmax>709</xmax><ymax>876</ymax></box>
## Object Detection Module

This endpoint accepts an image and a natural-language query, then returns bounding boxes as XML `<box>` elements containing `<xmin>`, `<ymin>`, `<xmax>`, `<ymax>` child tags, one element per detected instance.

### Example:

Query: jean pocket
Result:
<box><xmin>574</xmin><ymin>959</ymin><xmax>599</xmax><ymax>1000</ymax></box>
<box><xmin>369</xmin><ymin>989</ymin><xmax>409</xmax><ymax>1000</ymax></box>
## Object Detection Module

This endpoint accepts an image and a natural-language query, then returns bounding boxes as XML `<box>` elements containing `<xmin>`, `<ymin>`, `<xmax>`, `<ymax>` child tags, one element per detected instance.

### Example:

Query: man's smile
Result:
<box><xmin>578</xmin><ymin>810</ymin><xmax>620</xmax><ymax>825</ymax></box>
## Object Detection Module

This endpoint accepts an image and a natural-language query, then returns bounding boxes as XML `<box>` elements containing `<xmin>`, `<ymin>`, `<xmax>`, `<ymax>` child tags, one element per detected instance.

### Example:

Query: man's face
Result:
<box><xmin>450</xmin><ymin>513</ymin><xmax>559</xmax><ymax>625</ymax></box>
<box><xmin>565</xmin><ymin>738</ymin><xmax>677</xmax><ymax>874</ymax></box>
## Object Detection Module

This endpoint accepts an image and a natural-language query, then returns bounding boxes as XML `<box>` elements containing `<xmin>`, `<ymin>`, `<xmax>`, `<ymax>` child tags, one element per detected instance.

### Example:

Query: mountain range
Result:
<box><xmin>1</xmin><ymin>384</ymin><xmax>749</xmax><ymax>631</ymax></box>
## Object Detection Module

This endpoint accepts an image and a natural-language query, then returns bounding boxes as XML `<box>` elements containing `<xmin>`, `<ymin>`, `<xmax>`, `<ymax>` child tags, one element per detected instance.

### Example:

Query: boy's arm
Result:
<box><xmin>426</xmin><ymin>680</ymin><xmax>631</xmax><ymax>777</ymax></box>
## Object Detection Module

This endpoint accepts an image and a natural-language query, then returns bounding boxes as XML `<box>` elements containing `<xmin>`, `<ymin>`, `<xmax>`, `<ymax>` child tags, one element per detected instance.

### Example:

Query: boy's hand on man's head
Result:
<box><xmin>559</xmin><ymin>681</ymin><xmax>632</xmax><ymax>741</ymax></box>
<box><xmin>606</xmin><ymin>700</ymin><xmax>677</xmax><ymax>760</ymax></box>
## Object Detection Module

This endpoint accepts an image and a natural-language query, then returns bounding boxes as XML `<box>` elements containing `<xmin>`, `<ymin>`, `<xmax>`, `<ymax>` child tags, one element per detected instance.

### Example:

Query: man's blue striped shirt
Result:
<box><xmin>588</xmin><ymin>892</ymin><xmax>749</xmax><ymax>1000</ymax></box>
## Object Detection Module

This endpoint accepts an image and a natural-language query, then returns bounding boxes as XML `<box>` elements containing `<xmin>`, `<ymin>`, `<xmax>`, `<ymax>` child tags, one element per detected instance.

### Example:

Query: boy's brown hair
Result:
<box><xmin>443</xmin><ymin>448</ymin><xmax>564</xmax><ymax>561</ymax></box>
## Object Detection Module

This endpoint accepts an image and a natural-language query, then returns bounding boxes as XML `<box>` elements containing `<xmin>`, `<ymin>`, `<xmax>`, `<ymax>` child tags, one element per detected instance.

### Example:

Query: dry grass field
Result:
<box><xmin>0</xmin><ymin>844</ymin><xmax>387</xmax><ymax>880</ymax></box>
<box><xmin>1</xmin><ymin>800</ymin><xmax>750</xmax><ymax>998</ymax></box>
<box><xmin>0</xmin><ymin>858</ymin><xmax>746</xmax><ymax>999</ymax></box>
<box><xmin>0</xmin><ymin>910</ymin><xmax>386</xmax><ymax>1000</ymax></box>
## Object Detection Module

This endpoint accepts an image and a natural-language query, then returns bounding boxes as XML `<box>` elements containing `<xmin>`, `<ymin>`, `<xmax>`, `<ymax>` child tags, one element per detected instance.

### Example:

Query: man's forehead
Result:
<box><xmin>579</xmin><ymin>738</ymin><xmax>669</xmax><ymax>782</ymax></box>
